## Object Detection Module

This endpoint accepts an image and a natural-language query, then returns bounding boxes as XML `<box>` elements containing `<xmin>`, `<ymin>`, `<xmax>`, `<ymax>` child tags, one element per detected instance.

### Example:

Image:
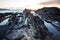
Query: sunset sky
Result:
<box><xmin>0</xmin><ymin>0</ymin><xmax>60</xmax><ymax>10</ymax></box>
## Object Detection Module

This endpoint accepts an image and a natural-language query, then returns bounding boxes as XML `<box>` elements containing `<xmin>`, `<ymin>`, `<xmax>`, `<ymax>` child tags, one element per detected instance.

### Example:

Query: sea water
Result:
<box><xmin>0</xmin><ymin>9</ymin><xmax>23</xmax><ymax>13</ymax></box>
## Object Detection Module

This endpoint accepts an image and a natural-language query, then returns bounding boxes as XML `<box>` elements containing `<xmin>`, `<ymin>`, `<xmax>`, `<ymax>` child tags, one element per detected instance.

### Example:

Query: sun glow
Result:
<box><xmin>0</xmin><ymin>0</ymin><xmax>52</xmax><ymax>10</ymax></box>
<box><xmin>0</xmin><ymin>0</ymin><xmax>60</xmax><ymax>10</ymax></box>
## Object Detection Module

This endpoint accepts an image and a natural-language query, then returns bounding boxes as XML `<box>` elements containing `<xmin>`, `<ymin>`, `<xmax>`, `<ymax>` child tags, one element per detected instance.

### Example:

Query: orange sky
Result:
<box><xmin>0</xmin><ymin>0</ymin><xmax>60</xmax><ymax>10</ymax></box>
<box><xmin>26</xmin><ymin>2</ymin><xmax>60</xmax><ymax>10</ymax></box>
<box><xmin>38</xmin><ymin>2</ymin><xmax>60</xmax><ymax>9</ymax></box>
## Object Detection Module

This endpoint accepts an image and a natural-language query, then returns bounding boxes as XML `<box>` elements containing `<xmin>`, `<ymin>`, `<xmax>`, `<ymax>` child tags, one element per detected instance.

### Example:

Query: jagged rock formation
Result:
<box><xmin>35</xmin><ymin>7</ymin><xmax>60</xmax><ymax>40</ymax></box>
<box><xmin>0</xmin><ymin>9</ymin><xmax>50</xmax><ymax>40</ymax></box>
<box><xmin>35</xmin><ymin>7</ymin><xmax>60</xmax><ymax>21</ymax></box>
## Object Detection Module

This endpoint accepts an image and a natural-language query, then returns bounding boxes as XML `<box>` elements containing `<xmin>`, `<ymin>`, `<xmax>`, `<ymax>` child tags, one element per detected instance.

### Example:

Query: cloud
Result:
<box><xmin>36</xmin><ymin>0</ymin><xmax>60</xmax><ymax>9</ymax></box>
<box><xmin>39</xmin><ymin>0</ymin><xmax>60</xmax><ymax>4</ymax></box>
<box><xmin>0</xmin><ymin>0</ymin><xmax>60</xmax><ymax>9</ymax></box>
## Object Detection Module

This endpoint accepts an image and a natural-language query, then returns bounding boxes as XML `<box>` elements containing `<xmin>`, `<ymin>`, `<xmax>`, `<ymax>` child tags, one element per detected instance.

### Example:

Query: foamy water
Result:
<box><xmin>0</xmin><ymin>10</ymin><xmax>23</xmax><ymax>13</ymax></box>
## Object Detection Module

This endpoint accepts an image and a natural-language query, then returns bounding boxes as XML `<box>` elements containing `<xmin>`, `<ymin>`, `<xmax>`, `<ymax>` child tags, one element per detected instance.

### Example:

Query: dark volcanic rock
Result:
<box><xmin>0</xmin><ymin>9</ymin><xmax>50</xmax><ymax>40</ymax></box>
<box><xmin>35</xmin><ymin>7</ymin><xmax>60</xmax><ymax>40</ymax></box>
<box><xmin>35</xmin><ymin>7</ymin><xmax>60</xmax><ymax>21</ymax></box>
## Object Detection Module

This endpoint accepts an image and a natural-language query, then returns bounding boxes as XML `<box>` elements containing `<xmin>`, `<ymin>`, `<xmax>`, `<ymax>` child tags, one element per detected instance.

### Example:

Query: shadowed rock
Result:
<box><xmin>35</xmin><ymin>7</ymin><xmax>60</xmax><ymax>40</ymax></box>
<box><xmin>0</xmin><ymin>9</ymin><xmax>50</xmax><ymax>40</ymax></box>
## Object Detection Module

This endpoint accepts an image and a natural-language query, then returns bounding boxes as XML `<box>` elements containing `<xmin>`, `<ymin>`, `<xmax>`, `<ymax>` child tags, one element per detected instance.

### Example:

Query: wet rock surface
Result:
<box><xmin>35</xmin><ymin>7</ymin><xmax>60</xmax><ymax>40</ymax></box>
<box><xmin>0</xmin><ymin>7</ymin><xmax>60</xmax><ymax>40</ymax></box>
<box><xmin>0</xmin><ymin>12</ymin><xmax>49</xmax><ymax>40</ymax></box>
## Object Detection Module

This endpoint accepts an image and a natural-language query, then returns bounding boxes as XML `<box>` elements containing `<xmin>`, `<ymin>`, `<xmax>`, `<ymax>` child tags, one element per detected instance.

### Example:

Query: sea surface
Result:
<box><xmin>0</xmin><ymin>9</ymin><xmax>23</xmax><ymax>13</ymax></box>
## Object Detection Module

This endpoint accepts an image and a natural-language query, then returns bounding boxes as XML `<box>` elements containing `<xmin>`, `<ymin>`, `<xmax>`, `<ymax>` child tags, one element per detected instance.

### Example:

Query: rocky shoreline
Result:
<box><xmin>0</xmin><ymin>7</ymin><xmax>60</xmax><ymax>40</ymax></box>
